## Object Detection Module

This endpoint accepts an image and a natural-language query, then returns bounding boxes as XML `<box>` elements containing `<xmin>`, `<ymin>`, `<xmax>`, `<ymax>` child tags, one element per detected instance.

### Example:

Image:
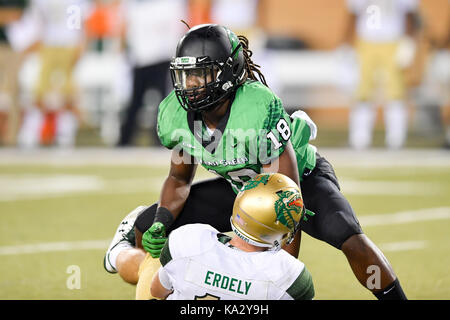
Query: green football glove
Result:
<box><xmin>142</xmin><ymin>222</ymin><xmax>167</xmax><ymax>258</ymax></box>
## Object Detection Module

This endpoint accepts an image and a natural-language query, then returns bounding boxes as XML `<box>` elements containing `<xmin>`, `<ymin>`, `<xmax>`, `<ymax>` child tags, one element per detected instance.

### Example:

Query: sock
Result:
<box><xmin>373</xmin><ymin>279</ymin><xmax>407</xmax><ymax>300</ymax></box>
<box><xmin>349</xmin><ymin>101</ymin><xmax>376</xmax><ymax>149</ymax></box>
<box><xmin>40</xmin><ymin>111</ymin><xmax>57</xmax><ymax>145</ymax></box>
<box><xmin>18</xmin><ymin>107</ymin><xmax>44</xmax><ymax>149</ymax></box>
<box><xmin>384</xmin><ymin>100</ymin><xmax>407</xmax><ymax>149</ymax></box>
<box><xmin>107</xmin><ymin>241</ymin><xmax>134</xmax><ymax>271</ymax></box>
<box><xmin>56</xmin><ymin>110</ymin><xmax>78</xmax><ymax>148</ymax></box>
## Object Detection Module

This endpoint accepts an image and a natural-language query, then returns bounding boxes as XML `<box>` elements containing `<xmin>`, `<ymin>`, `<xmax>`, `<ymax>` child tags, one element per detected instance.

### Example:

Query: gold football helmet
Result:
<box><xmin>231</xmin><ymin>173</ymin><xmax>305</xmax><ymax>251</ymax></box>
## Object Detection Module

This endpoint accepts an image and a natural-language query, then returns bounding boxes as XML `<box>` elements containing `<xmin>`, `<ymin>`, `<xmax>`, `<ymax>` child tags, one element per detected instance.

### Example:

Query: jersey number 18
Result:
<box><xmin>266</xmin><ymin>118</ymin><xmax>291</xmax><ymax>150</ymax></box>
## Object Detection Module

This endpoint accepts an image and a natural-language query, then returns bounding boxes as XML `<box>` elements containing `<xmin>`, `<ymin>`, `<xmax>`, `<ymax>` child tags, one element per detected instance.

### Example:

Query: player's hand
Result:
<box><xmin>142</xmin><ymin>222</ymin><xmax>167</xmax><ymax>258</ymax></box>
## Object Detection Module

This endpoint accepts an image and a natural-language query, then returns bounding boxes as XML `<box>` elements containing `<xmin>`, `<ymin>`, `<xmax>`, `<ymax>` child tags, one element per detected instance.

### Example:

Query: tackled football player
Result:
<box><xmin>104</xmin><ymin>24</ymin><xmax>406</xmax><ymax>300</ymax></box>
<box><xmin>151</xmin><ymin>173</ymin><xmax>315</xmax><ymax>300</ymax></box>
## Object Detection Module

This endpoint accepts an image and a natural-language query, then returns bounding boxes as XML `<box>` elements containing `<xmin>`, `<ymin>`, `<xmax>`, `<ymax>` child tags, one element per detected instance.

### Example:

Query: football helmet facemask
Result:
<box><xmin>170</xmin><ymin>24</ymin><xmax>246</xmax><ymax>112</ymax></box>
<box><xmin>231</xmin><ymin>173</ymin><xmax>305</xmax><ymax>251</ymax></box>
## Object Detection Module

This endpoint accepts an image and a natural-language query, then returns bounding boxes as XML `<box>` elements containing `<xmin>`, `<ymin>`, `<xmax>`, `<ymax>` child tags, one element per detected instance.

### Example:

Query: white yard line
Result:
<box><xmin>0</xmin><ymin>147</ymin><xmax>448</xmax><ymax>168</ymax></box>
<box><xmin>0</xmin><ymin>207</ymin><xmax>448</xmax><ymax>256</ymax></box>
<box><xmin>0</xmin><ymin>147</ymin><xmax>172</xmax><ymax>166</ymax></box>
<box><xmin>340</xmin><ymin>180</ymin><xmax>445</xmax><ymax>195</ymax></box>
<box><xmin>0</xmin><ymin>175</ymin><xmax>165</xmax><ymax>202</ymax></box>
<box><xmin>0</xmin><ymin>240</ymin><xmax>110</xmax><ymax>255</ymax></box>
<box><xmin>359</xmin><ymin>207</ymin><xmax>450</xmax><ymax>227</ymax></box>
<box><xmin>0</xmin><ymin>173</ymin><xmax>446</xmax><ymax>202</ymax></box>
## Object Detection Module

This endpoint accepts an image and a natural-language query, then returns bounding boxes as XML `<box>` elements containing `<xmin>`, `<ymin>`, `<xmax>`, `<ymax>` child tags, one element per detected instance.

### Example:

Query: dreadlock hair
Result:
<box><xmin>238</xmin><ymin>35</ymin><xmax>268</xmax><ymax>87</ymax></box>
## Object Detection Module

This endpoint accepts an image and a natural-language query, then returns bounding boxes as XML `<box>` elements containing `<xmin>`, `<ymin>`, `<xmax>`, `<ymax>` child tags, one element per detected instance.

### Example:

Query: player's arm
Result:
<box><xmin>263</xmin><ymin>140</ymin><xmax>302</xmax><ymax>258</ymax></box>
<box><xmin>263</xmin><ymin>140</ymin><xmax>299</xmax><ymax>185</ymax></box>
<box><xmin>150</xmin><ymin>268</ymin><xmax>173</xmax><ymax>299</ymax></box>
<box><xmin>139</xmin><ymin>149</ymin><xmax>197</xmax><ymax>256</ymax></box>
<box><xmin>150</xmin><ymin>267</ymin><xmax>173</xmax><ymax>299</ymax></box>
<box><xmin>150</xmin><ymin>235</ymin><xmax>175</xmax><ymax>299</ymax></box>
<box><xmin>283</xmin><ymin>267</ymin><xmax>315</xmax><ymax>300</ymax></box>
<box><xmin>159</xmin><ymin>148</ymin><xmax>198</xmax><ymax>218</ymax></box>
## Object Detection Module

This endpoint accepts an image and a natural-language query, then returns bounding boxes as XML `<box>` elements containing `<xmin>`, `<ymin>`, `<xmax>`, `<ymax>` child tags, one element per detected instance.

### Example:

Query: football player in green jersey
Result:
<box><xmin>104</xmin><ymin>24</ymin><xmax>406</xmax><ymax>300</ymax></box>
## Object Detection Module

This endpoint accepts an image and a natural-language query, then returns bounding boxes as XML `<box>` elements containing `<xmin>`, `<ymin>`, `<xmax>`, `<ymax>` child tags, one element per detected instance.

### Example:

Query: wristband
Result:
<box><xmin>153</xmin><ymin>207</ymin><xmax>174</xmax><ymax>230</ymax></box>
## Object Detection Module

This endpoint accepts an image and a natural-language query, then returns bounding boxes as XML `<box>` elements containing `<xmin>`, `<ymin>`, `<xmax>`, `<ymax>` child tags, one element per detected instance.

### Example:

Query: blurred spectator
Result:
<box><xmin>17</xmin><ymin>0</ymin><xmax>88</xmax><ymax>148</ymax></box>
<box><xmin>210</xmin><ymin>0</ymin><xmax>263</xmax><ymax>64</ymax></box>
<box><xmin>412</xmin><ymin>0</ymin><xmax>450</xmax><ymax>148</ymax></box>
<box><xmin>210</xmin><ymin>0</ymin><xmax>258</xmax><ymax>37</ymax></box>
<box><xmin>85</xmin><ymin>0</ymin><xmax>125</xmax><ymax>52</ymax></box>
<box><xmin>117</xmin><ymin>0</ymin><xmax>187</xmax><ymax>147</ymax></box>
<box><xmin>346</xmin><ymin>0</ymin><xmax>421</xmax><ymax>150</ymax></box>
<box><xmin>81</xmin><ymin>0</ymin><xmax>128</xmax><ymax>145</ymax></box>
<box><xmin>209</xmin><ymin>0</ymin><xmax>272</xmax><ymax>91</ymax></box>
<box><xmin>0</xmin><ymin>0</ymin><xmax>28</xmax><ymax>146</ymax></box>
<box><xmin>188</xmin><ymin>0</ymin><xmax>211</xmax><ymax>26</ymax></box>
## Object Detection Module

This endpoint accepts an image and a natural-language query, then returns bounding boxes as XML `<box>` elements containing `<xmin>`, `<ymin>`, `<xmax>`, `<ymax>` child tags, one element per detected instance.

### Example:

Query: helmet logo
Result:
<box><xmin>225</xmin><ymin>27</ymin><xmax>241</xmax><ymax>59</ymax></box>
<box><xmin>241</xmin><ymin>174</ymin><xmax>270</xmax><ymax>191</ymax></box>
<box><xmin>288</xmin><ymin>198</ymin><xmax>303</xmax><ymax>208</ymax></box>
<box><xmin>174</xmin><ymin>56</ymin><xmax>196</xmax><ymax>65</ymax></box>
<box><xmin>274</xmin><ymin>191</ymin><xmax>303</xmax><ymax>229</ymax></box>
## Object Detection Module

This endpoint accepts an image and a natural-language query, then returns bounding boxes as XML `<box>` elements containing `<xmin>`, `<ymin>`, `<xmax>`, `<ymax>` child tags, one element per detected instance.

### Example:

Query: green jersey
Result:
<box><xmin>158</xmin><ymin>80</ymin><xmax>316</xmax><ymax>193</ymax></box>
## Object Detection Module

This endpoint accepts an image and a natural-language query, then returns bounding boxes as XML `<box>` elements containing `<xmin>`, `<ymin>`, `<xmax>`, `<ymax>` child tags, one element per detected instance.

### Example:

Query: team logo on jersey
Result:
<box><xmin>274</xmin><ymin>191</ymin><xmax>303</xmax><ymax>229</ymax></box>
<box><xmin>241</xmin><ymin>174</ymin><xmax>270</xmax><ymax>191</ymax></box>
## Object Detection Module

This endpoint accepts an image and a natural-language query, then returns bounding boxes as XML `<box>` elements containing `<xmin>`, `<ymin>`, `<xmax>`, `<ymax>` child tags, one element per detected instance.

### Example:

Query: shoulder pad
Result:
<box><xmin>168</xmin><ymin>224</ymin><xmax>219</xmax><ymax>260</ymax></box>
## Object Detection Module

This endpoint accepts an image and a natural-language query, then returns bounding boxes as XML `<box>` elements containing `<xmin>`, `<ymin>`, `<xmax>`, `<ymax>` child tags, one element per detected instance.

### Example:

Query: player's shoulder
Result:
<box><xmin>239</xmin><ymin>79</ymin><xmax>275</xmax><ymax>95</ymax></box>
<box><xmin>261</xmin><ymin>250</ymin><xmax>305</xmax><ymax>289</ymax></box>
<box><xmin>157</xmin><ymin>90</ymin><xmax>188</xmax><ymax>148</ymax></box>
<box><xmin>235</xmin><ymin>80</ymin><xmax>280</xmax><ymax>109</ymax></box>
<box><xmin>167</xmin><ymin>224</ymin><xmax>219</xmax><ymax>260</ymax></box>
<box><xmin>158</xmin><ymin>90</ymin><xmax>182</xmax><ymax>121</ymax></box>
<box><xmin>231</xmin><ymin>80</ymin><xmax>285</xmax><ymax>129</ymax></box>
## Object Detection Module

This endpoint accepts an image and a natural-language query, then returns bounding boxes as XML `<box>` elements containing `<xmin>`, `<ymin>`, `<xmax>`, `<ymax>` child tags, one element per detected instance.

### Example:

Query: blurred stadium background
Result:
<box><xmin>0</xmin><ymin>0</ymin><xmax>449</xmax><ymax>299</ymax></box>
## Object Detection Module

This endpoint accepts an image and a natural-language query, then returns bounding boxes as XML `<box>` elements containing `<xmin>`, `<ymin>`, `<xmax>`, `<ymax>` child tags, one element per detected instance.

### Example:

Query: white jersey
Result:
<box><xmin>123</xmin><ymin>0</ymin><xmax>187</xmax><ymax>67</ymax></box>
<box><xmin>157</xmin><ymin>224</ymin><xmax>313</xmax><ymax>300</ymax></box>
<box><xmin>30</xmin><ymin>0</ymin><xmax>89</xmax><ymax>47</ymax></box>
<box><xmin>347</xmin><ymin>0</ymin><xmax>417</xmax><ymax>42</ymax></box>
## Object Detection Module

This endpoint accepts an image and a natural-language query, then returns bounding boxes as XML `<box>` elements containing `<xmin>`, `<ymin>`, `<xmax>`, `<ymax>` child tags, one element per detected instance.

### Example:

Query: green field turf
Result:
<box><xmin>0</xmin><ymin>148</ymin><xmax>449</xmax><ymax>300</ymax></box>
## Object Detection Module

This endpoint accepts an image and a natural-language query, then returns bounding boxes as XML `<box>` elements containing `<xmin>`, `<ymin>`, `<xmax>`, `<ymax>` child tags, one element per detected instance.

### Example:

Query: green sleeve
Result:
<box><xmin>259</xmin><ymin>96</ymin><xmax>292</xmax><ymax>164</ymax></box>
<box><xmin>290</xmin><ymin>116</ymin><xmax>317</xmax><ymax>178</ymax></box>
<box><xmin>290</xmin><ymin>116</ymin><xmax>311</xmax><ymax>151</ymax></box>
<box><xmin>157</xmin><ymin>91</ymin><xmax>184</xmax><ymax>150</ymax></box>
<box><xmin>286</xmin><ymin>267</ymin><xmax>315</xmax><ymax>300</ymax></box>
